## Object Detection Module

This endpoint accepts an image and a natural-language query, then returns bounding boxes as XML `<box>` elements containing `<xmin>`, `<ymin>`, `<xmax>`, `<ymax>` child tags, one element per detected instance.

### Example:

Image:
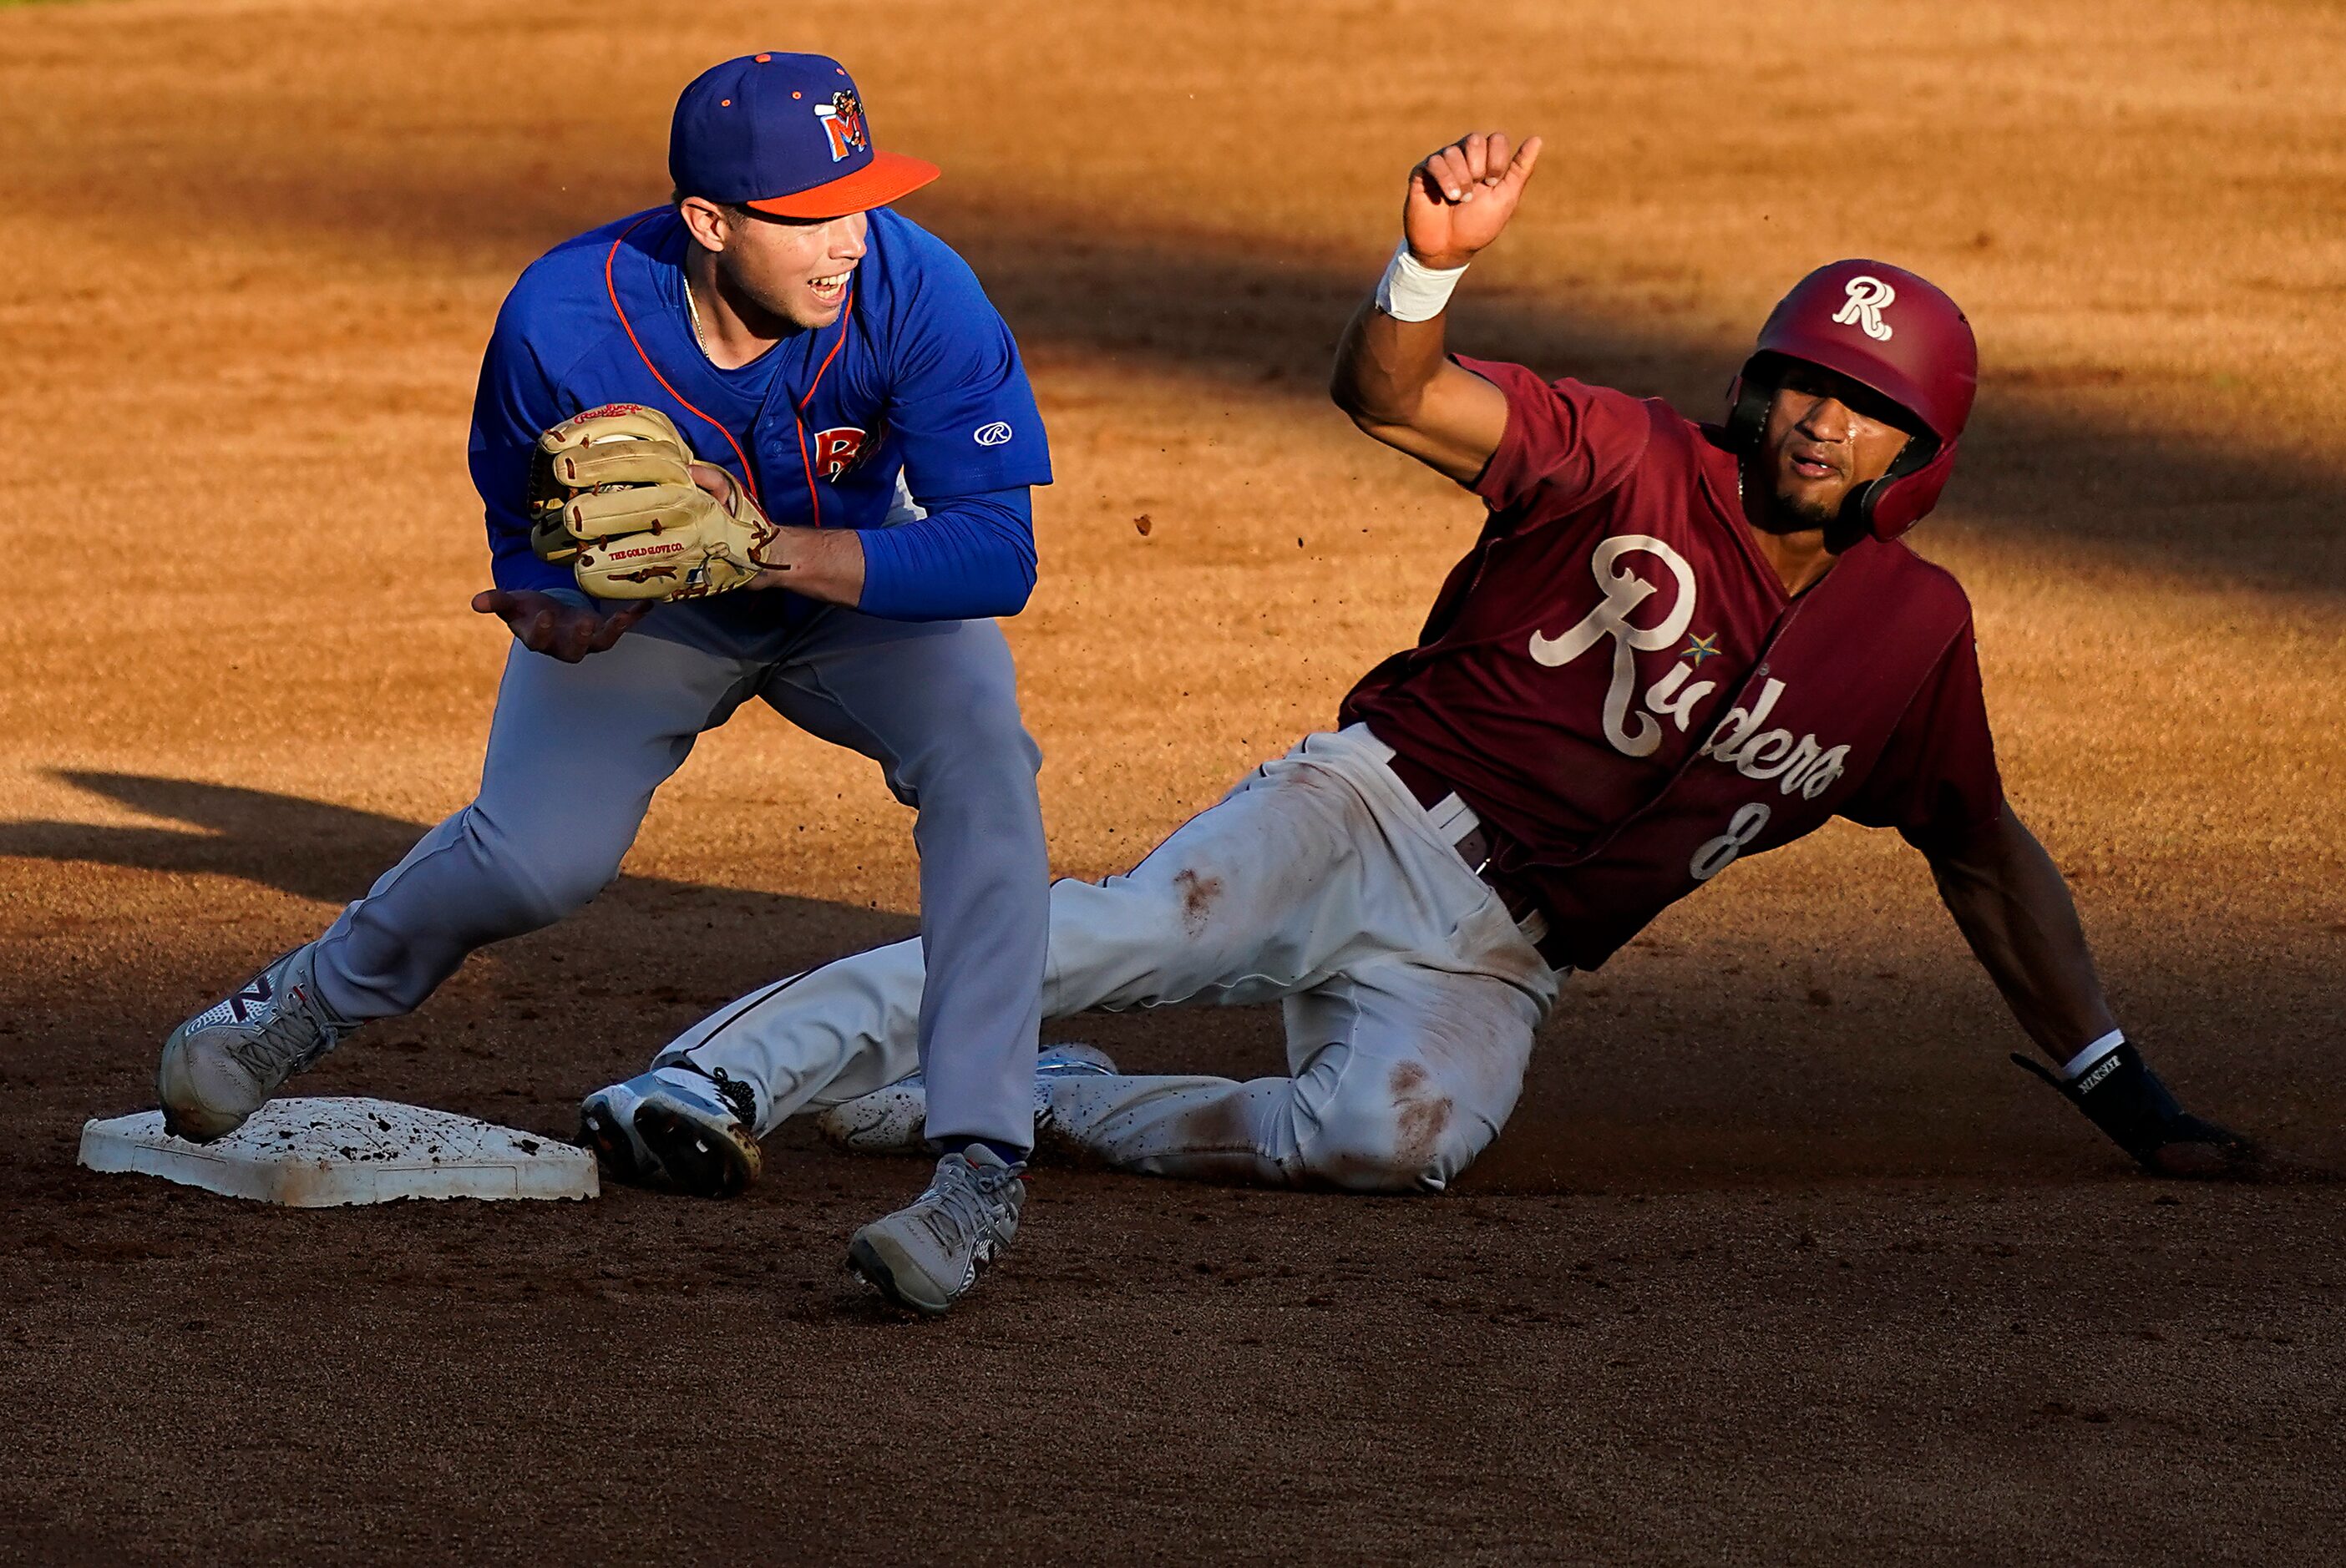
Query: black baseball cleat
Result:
<box><xmin>578</xmin><ymin>1064</ymin><xmax>762</xmax><ymax>1196</ymax></box>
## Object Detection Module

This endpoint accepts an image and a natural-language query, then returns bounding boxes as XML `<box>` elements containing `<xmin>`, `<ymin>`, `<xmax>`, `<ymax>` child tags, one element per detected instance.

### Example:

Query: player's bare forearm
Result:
<box><xmin>1920</xmin><ymin>804</ymin><xmax>2120</xmax><ymax>1059</ymax></box>
<box><xmin>1330</xmin><ymin>130</ymin><xmax>1543</xmax><ymax>488</ymax></box>
<box><xmin>662</xmin><ymin>462</ymin><xmax>864</xmax><ymax>607</ymax></box>
<box><xmin>1330</xmin><ymin>303</ymin><xmax>1507</xmax><ymax>486</ymax></box>
<box><xmin>749</xmin><ymin>525</ymin><xmax>866</xmax><ymax>607</ymax></box>
<box><xmin>1330</xmin><ymin>296</ymin><xmax>1447</xmax><ymax>426</ymax></box>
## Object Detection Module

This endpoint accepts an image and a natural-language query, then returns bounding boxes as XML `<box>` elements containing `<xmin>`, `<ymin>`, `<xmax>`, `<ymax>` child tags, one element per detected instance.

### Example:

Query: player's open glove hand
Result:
<box><xmin>528</xmin><ymin>404</ymin><xmax>778</xmax><ymax>601</ymax></box>
<box><xmin>2012</xmin><ymin>1041</ymin><xmax>2273</xmax><ymax>1180</ymax></box>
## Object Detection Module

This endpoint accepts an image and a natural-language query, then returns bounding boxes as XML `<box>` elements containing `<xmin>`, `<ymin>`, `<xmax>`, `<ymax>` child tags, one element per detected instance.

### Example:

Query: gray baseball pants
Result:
<box><xmin>304</xmin><ymin>603</ymin><xmax>1050</xmax><ymax>1151</ymax></box>
<box><xmin>657</xmin><ymin>726</ymin><xmax>1563</xmax><ymax>1190</ymax></box>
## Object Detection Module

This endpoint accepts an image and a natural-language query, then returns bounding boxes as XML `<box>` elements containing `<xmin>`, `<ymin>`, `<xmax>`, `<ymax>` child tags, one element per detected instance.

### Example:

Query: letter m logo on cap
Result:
<box><xmin>815</xmin><ymin>91</ymin><xmax>870</xmax><ymax>162</ymax></box>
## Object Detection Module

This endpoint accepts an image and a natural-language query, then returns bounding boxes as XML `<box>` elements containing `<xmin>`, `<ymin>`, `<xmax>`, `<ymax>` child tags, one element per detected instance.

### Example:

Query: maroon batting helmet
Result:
<box><xmin>1725</xmin><ymin>259</ymin><xmax>1978</xmax><ymax>542</ymax></box>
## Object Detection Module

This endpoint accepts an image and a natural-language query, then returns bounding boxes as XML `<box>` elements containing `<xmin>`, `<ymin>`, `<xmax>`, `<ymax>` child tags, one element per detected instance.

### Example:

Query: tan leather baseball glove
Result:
<box><xmin>527</xmin><ymin>404</ymin><xmax>776</xmax><ymax>600</ymax></box>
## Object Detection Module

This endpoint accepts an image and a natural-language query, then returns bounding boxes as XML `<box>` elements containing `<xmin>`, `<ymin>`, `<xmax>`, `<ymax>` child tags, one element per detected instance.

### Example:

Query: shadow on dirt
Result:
<box><xmin>0</xmin><ymin>771</ymin><xmax>439</xmax><ymax>907</ymax></box>
<box><xmin>10</xmin><ymin>771</ymin><xmax>2341</xmax><ymax>1190</ymax></box>
<box><xmin>0</xmin><ymin>767</ymin><xmax>919</xmax><ymax>962</ymax></box>
<box><xmin>0</xmin><ymin>769</ymin><xmax>921</xmax><ymax>1171</ymax></box>
<box><xmin>155</xmin><ymin>154</ymin><xmax>2343</xmax><ymax>601</ymax></box>
<box><xmin>910</xmin><ymin>198</ymin><xmax>2346</xmax><ymax>602</ymax></box>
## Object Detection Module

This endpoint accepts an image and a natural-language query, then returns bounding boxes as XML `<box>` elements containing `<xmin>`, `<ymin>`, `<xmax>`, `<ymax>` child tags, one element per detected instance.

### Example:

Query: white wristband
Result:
<box><xmin>1375</xmin><ymin>240</ymin><xmax>1468</xmax><ymax>322</ymax></box>
<box><xmin>2060</xmin><ymin>1028</ymin><xmax>2126</xmax><ymax>1081</ymax></box>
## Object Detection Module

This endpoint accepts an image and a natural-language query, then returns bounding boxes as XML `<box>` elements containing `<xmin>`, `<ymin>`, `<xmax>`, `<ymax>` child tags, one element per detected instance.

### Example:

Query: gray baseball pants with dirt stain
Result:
<box><xmin>302</xmin><ymin>599</ymin><xmax>1050</xmax><ymax>1153</ymax></box>
<box><xmin>656</xmin><ymin>725</ymin><xmax>1562</xmax><ymax>1191</ymax></box>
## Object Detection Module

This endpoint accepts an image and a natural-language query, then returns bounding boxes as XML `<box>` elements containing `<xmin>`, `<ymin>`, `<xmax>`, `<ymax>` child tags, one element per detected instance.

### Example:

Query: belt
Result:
<box><xmin>1381</xmin><ymin>748</ymin><xmax>1567</xmax><ymax>970</ymax></box>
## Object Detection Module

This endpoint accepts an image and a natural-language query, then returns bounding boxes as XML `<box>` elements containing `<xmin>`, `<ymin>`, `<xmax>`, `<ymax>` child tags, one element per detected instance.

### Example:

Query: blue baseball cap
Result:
<box><xmin>669</xmin><ymin>53</ymin><xmax>940</xmax><ymax>219</ymax></box>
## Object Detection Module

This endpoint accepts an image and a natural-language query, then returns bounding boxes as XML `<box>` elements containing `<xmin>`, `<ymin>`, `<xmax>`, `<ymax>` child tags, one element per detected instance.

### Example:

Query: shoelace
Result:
<box><xmin>913</xmin><ymin>1156</ymin><xmax>1016</xmax><ymax>1252</ymax></box>
<box><xmin>220</xmin><ymin>992</ymin><xmax>343</xmax><ymax>1081</ymax></box>
<box><xmin>706</xmin><ymin>1067</ymin><xmax>757</xmax><ymax>1124</ymax></box>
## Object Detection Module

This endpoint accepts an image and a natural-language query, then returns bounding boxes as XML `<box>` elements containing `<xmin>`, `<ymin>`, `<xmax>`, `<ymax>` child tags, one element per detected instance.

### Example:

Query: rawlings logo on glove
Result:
<box><xmin>527</xmin><ymin>404</ymin><xmax>778</xmax><ymax>600</ymax></box>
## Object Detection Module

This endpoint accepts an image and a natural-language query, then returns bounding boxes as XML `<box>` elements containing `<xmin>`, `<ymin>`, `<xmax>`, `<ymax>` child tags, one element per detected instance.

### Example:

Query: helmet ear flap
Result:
<box><xmin>1851</xmin><ymin>434</ymin><xmax>1958</xmax><ymax>544</ymax></box>
<box><xmin>1830</xmin><ymin>480</ymin><xmax>1884</xmax><ymax>552</ymax></box>
<box><xmin>1833</xmin><ymin>431</ymin><xmax>1928</xmax><ymax>544</ymax></box>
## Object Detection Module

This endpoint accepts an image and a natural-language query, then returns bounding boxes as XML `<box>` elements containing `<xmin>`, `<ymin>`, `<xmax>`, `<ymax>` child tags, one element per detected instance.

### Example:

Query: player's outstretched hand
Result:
<box><xmin>470</xmin><ymin>588</ymin><xmax>651</xmax><ymax>664</ymax></box>
<box><xmin>2011</xmin><ymin>1049</ymin><xmax>2335</xmax><ymax>1183</ymax></box>
<box><xmin>1404</xmin><ymin>130</ymin><xmax>1543</xmax><ymax>271</ymax></box>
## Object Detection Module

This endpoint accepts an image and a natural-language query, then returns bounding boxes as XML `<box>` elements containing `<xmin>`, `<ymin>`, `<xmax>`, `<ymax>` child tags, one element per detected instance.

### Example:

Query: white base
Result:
<box><xmin>79</xmin><ymin>1097</ymin><xmax>600</xmax><ymax>1207</ymax></box>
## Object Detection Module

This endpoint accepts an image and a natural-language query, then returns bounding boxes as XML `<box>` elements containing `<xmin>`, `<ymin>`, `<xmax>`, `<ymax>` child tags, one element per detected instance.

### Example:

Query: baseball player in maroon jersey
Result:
<box><xmin>600</xmin><ymin>130</ymin><xmax>2258</xmax><ymax>1195</ymax></box>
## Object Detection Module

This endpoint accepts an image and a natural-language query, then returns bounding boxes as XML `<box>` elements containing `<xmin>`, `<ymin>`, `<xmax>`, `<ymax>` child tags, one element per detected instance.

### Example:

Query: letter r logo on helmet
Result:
<box><xmin>1831</xmin><ymin>276</ymin><xmax>1898</xmax><ymax>341</ymax></box>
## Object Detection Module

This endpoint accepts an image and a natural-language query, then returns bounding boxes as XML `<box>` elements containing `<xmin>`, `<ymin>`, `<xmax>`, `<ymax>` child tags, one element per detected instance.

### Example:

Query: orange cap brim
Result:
<box><xmin>742</xmin><ymin>150</ymin><xmax>940</xmax><ymax>219</ymax></box>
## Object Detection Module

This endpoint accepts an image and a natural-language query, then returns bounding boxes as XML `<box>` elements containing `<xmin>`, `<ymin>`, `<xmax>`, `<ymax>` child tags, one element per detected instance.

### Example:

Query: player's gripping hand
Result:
<box><xmin>2012</xmin><ymin>1042</ymin><xmax>2318</xmax><ymax>1181</ymax></box>
<box><xmin>1404</xmin><ymin>131</ymin><xmax>1543</xmax><ymax>270</ymax></box>
<box><xmin>470</xmin><ymin>589</ymin><xmax>650</xmax><ymax>664</ymax></box>
<box><xmin>527</xmin><ymin>404</ymin><xmax>778</xmax><ymax>601</ymax></box>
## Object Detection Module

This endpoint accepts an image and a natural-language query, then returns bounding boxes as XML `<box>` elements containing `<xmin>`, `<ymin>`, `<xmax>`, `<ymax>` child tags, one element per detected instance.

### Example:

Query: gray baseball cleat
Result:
<box><xmin>813</xmin><ymin>1042</ymin><xmax>1118</xmax><ymax>1156</ymax></box>
<box><xmin>577</xmin><ymin>1072</ymin><xmax>665</xmax><ymax>1186</ymax></box>
<box><xmin>580</xmin><ymin>1062</ymin><xmax>762</xmax><ymax>1197</ymax></box>
<box><xmin>157</xmin><ymin>944</ymin><xmax>353</xmax><ymax>1143</ymax></box>
<box><xmin>846</xmin><ymin>1146</ymin><xmax>1026</xmax><ymax>1316</ymax></box>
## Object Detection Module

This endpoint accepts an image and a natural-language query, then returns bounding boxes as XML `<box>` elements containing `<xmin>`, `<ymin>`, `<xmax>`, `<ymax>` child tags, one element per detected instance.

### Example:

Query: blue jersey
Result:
<box><xmin>469</xmin><ymin>206</ymin><xmax>1050</xmax><ymax>621</ymax></box>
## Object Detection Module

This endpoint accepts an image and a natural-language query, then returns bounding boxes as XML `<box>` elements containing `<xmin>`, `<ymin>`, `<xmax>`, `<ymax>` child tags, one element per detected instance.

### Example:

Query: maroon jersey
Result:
<box><xmin>1340</xmin><ymin>357</ymin><xmax>2003</xmax><ymax>971</ymax></box>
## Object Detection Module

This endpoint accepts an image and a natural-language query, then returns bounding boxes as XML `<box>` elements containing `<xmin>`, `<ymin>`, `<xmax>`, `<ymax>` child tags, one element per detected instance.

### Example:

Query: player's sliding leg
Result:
<box><xmin>618</xmin><ymin>725</ymin><xmax>1555</xmax><ymax>1192</ymax></box>
<box><xmin>625</xmin><ymin>725</ymin><xmax>1411</xmax><ymax>1144</ymax></box>
<box><xmin>158</xmin><ymin>632</ymin><xmax>749</xmax><ymax>1142</ymax></box>
<box><xmin>826</xmin><ymin>857</ymin><xmax>1548</xmax><ymax>1189</ymax></box>
<box><xmin>1037</xmin><ymin>957</ymin><xmax>1541</xmax><ymax>1191</ymax></box>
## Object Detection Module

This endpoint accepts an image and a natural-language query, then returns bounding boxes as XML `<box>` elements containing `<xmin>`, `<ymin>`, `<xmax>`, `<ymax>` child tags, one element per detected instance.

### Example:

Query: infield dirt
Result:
<box><xmin>3</xmin><ymin>1</ymin><xmax>2343</xmax><ymax>1561</ymax></box>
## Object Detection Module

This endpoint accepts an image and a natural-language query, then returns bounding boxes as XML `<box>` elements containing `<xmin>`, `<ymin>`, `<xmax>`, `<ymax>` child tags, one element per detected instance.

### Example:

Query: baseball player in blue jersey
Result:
<box><xmin>157</xmin><ymin>53</ymin><xmax>1066</xmax><ymax>1312</ymax></box>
